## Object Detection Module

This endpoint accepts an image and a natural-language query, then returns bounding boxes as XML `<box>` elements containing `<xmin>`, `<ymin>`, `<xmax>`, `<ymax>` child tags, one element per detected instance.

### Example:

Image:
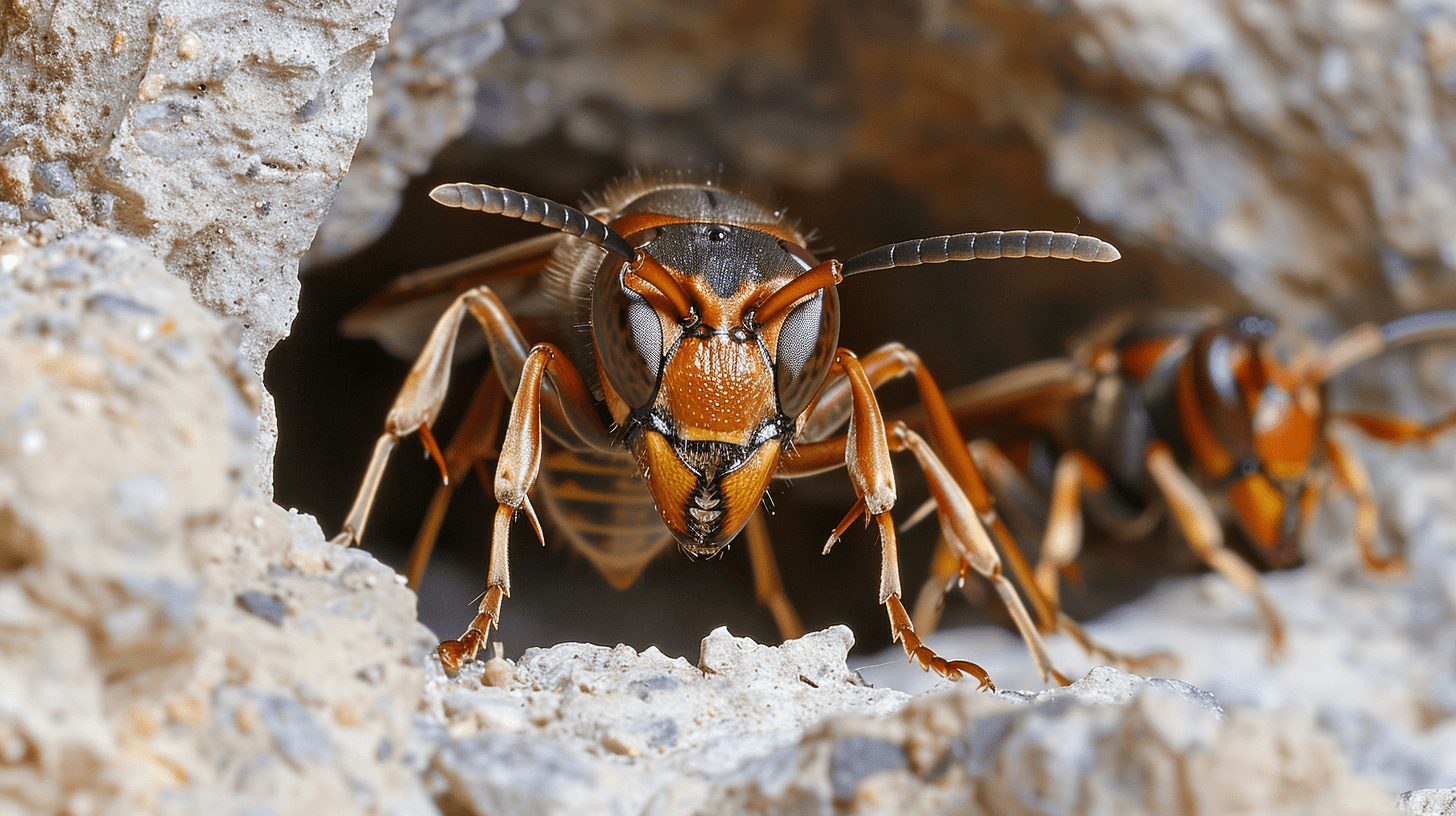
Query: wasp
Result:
<box><xmin>328</xmin><ymin>173</ymin><xmax>1121</xmax><ymax>688</ymax></box>
<box><xmin>910</xmin><ymin>306</ymin><xmax>1456</xmax><ymax>661</ymax></box>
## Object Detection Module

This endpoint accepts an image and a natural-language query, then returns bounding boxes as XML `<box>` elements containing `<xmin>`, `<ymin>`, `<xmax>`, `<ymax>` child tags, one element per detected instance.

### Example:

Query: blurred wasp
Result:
<box><xmin>329</xmin><ymin>172</ymin><xmax>1122</xmax><ymax>687</ymax></box>
<box><xmin>911</xmin><ymin>306</ymin><xmax>1456</xmax><ymax>660</ymax></box>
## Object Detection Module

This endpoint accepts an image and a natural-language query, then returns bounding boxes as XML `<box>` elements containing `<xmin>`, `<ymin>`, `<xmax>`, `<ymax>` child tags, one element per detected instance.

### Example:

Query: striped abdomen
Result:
<box><xmin>535</xmin><ymin>446</ymin><xmax>676</xmax><ymax>589</ymax></box>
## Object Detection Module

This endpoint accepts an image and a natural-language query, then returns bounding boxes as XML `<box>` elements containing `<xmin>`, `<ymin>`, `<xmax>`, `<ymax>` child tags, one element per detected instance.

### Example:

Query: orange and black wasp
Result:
<box><xmin>330</xmin><ymin>172</ymin><xmax>1122</xmax><ymax>688</ymax></box>
<box><xmin>911</xmin><ymin>306</ymin><xmax>1456</xmax><ymax>661</ymax></box>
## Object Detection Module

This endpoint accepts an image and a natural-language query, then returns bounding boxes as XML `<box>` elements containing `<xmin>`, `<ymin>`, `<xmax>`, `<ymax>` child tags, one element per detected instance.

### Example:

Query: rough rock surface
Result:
<box><xmin>417</xmin><ymin>628</ymin><xmax>1404</xmax><ymax>816</ymax></box>
<box><xmin>0</xmin><ymin>235</ymin><xmax>435</xmax><ymax>815</ymax></box>
<box><xmin>417</xmin><ymin>627</ymin><xmax>907</xmax><ymax>815</ymax></box>
<box><xmin>6</xmin><ymin>0</ymin><xmax>1456</xmax><ymax>813</ymax></box>
<box><xmin>306</xmin><ymin>0</ymin><xmax>518</xmax><ymax>267</ymax></box>
<box><xmin>0</xmin><ymin>0</ymin><xmax>396</xmax><ymax>489</ymax></box>
<box><xmin>1403</xmin><ymin>787</ymin><xmax>1456</xmax><ymax>816</ymax></box>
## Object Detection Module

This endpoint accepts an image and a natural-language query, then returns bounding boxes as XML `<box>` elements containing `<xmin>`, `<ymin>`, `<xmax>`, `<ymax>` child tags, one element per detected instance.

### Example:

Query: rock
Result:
<box><xmin>1402</xmin><ymin>788</ymin><xmax>1456</xmax><ymax>816</ymax></box>
<box><xmin>306</xmin><ymin>0</ymin><xmax>519</xmax><ymax>266</ymax></box>
<box><xmin>413</xmin><ymin>627</ymin><xmax>1402</xmax><ymax>816</ymax></box>
<box><xmin>0</xmin><ymin>0</ymin><xmax>397</xmax><ymax>491</ymax></box>
<box><xmin>0</xmin><ymin>234</ymin><xmax>435</xmax><ymax>815</ymax></box>
<box><xmin>418</xmin><ymin>626</ymin><xmax>908</xmax><ymax>815</ymax></box>
<box><xmin>722</xmin><ymin>667</ymin><xmax>1398</xmax><ymax>816</ymax></box>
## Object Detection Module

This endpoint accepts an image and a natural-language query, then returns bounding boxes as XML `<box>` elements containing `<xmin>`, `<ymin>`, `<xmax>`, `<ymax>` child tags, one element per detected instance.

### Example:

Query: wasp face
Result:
<box><xmin>592</xmin><ymin>206</ymin><xmax>839</xmax><ymax>555</ymax></box>
<box><xmin>1181</xmin><ymin>318</ymin><xmax>1321</xmax><ymax>558</ymax></box>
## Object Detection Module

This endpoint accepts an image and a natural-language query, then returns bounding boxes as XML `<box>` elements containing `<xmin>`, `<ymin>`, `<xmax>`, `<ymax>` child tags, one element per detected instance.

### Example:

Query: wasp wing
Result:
<box><xmin>341</xmin><ymin>232</ymin><xmax>566</xmax><ymax>360</ymax></box>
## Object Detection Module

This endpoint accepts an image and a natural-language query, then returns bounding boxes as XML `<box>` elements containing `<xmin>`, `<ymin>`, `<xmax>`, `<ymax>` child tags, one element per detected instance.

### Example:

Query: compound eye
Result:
<box><xmin>780</xmin><ymin>240</ymin><xmax>817</xmax><ymax>271</ymax></box>
<box><xmin>775</xmin><ymin>286</ymin><xmax>839</xmax><ymax>418</ymax></box>
<box><xmin>592</xmin><ymin>261</ymin><xmax>665</xmax><ymax>411</ymax></box>
<box><xmin>775</xmin><ymin>290</ymin><xmax>822</xmax><ymax>379</ymax></box>
<box><xmin>625</xmin><ymin>286</ymin><xmax>664</xmax><ymax>374</ymax></box>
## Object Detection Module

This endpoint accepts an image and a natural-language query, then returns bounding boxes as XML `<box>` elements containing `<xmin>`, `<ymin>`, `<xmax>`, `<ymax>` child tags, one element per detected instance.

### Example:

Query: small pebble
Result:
<box><xmin>34</xmin><ymin>161</ymin><xmax>76</xmax><ymax>197</ymax></box>
<box><xmin>177</xmin><ymin>31</ymin><xmax>201</xmax><ymax>59</ymax></box>
<box><xmin>237</xmin><ymin>591</ymin><xmax>288</xmax><ymax>626</ymax></box>
<box><xmin>22</xmin><ymin>193</ymin><xmax>50</xmax><ymax>220</ymax></box>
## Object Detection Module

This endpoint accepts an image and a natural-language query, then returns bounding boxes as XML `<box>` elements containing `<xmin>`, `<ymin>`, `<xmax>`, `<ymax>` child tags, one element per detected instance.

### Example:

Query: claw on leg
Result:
<box><xmin>887</xmin><ymin>595</ymin><xmax>994</xmax><ymax>690</ymax></box>
<box><xmin>438</xmin><ymin>584</ymin><xmax>507</xmax><ymax>676</ymax></box>
<box><xmin>438</xmin><ymin>629</ymin><xmax>483</xmax><ymax>676</ymax></box>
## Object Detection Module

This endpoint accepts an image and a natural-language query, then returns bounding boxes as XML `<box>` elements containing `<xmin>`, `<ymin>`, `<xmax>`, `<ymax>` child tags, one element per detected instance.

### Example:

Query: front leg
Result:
<box><xmin>437</xmin><ymin>343</ymin><xmax>605</xmax><ymax>674</ymax></box>
<box><xmin>405</xmin><ymin>372</ymin><xmax>507</xmax><ymax>589</ymax></box>
<box><xmin>797</xmin><ymin>343</ymin><xmax>1133</xmax><ymax>676</ymax></box>
<box><xmin>1145</xmin><ymin>441</ymin><xmax>1285</xmax><ymax>659</ymax></box>
<box><xmin>783</xmin><ymin>350</ymin><xmax>1044</xmax><ymax>688</ymax></box>
<box><xmin>800</xmin><ymin>343</ymin><xmax>1057</xmax><ymax>633</ymax></box>
<box><xmin>332</xmin><ymin>285</ymin><xmax>615</xmax><ymax>551</ymax></box>
<box><xmin>888</xmin><ymin>424</ymin><xmax>1068</xmax><ymax>686</ymax></box>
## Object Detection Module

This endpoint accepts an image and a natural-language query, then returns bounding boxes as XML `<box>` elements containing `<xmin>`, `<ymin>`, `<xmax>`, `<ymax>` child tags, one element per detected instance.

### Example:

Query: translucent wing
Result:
<box><xmin>341</xmin><ymin>232</ymin><xmax>564</xmax><ymax>360</ymax></box>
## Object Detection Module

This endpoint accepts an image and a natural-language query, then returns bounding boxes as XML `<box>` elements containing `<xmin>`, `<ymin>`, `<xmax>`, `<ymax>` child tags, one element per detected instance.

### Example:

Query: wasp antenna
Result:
<box><xmin>842</xmin><ymin>230</ymin><xmax>1120</xmax><ymax>277</ymax></box>
<box><xmin>1380</xmin><ymin>309</ymin><xmax>1456</xmax><ymax>348</ymax></box>
<box><xmin>430</xmin><ymin>182</ymin><xmax>637</xmax><ymax>261</ymax></box>
<box><xmin>1312</xmin><ymin>309</ymin><xmax>1456</xmax><ymax>383</ymax></box>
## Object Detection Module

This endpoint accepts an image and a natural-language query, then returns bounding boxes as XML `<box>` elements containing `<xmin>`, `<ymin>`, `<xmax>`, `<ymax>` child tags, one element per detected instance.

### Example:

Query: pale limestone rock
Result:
<box><xmin>1403</xmin><ymin>788</ymin><xmax>1456</xmax><ymax>816</ymax></box>
<box><xmin>413</xmin><ymin>627</ymin><xmax>1404</xmax><ymax>816</ymax></box>
<box><xmin>728</xmin><ymin>669</ymin><xmax>1398</xmax><ymax>816</ymax></box>
<box><xmin>307</xmin><ymin>0</ymin><xmax>519</xmax><ymax>266</ymax></box>
<box><xmin>0</xmin><ymin>235</ymin><xmax>435</xmax><ymax>815</ymax></box>
<box><xmin>0</xmin><ymin>0</ymin><xmax>396</xmax><ymax>491</ymax></box>
<box><xmin>418</xmin><ymin>626</ymin><xmax>909</xmax><ymax>815</ymax></box>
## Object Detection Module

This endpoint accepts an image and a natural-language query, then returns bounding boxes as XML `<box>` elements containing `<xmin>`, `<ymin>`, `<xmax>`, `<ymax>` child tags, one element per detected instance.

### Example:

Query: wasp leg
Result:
<box><xmin>784</xmin><ymin>351</ymin><xmax>991</xmax><ymax>685</ymax></box>
<box><xmin>1033</xmin><ymin>449</ymin><xmax>1094</xmax><ymax>609</ymax></box>
<box><xmin>438</xmin><ymin>342</ymin><xmax>609</xmax><ymax>674</ymax></box>
<box><xmin>969</xmin><ymin>441</ymin><xmax>1175</xmax><ymax>674</ymax></box>
<box><xmin>333</xmin><ymin>285</ymin><xmax>614</xmax><ymax>551</ymax></box>
<box><xmin>1335</xmin><ymin>409</ymin><xmax>1456</xmax><ymax>445</ymax></box>
<box><xmin>781</xmin><ymin>350</ymin><xmax>1061</xmax><ymax>687</ymax></box>
<box><xmin>330</xmin><ymin>282</ymin><xmax>613</xmax><ymax>674</ymax></box>
<box><xmin>1145</xmin><ymin>441</ymin><xmax>1285</xmax><ymax>659</ymax></box>
<box><xmin>1319</xmin><ymin>429</ymin><xmax>1411</xmax><ymax>575</ymax></box>
<box><xmin>800</xmin><ymin>343</ymin><xmax>1059</xmax><ymax>639</ymax></box>
<box><xmin>889</xmin><ymin>423</ymin><xmax>1068</xmax><ymax>686</ymax></box>
<box><xmin>404</xmin><ymin>371</ymin><xmax>507</xmax><ymax>590</ymax></box>
<box><xmin>743</xmin><ymin>509</ymin><xmax>807</xmax><ymax>641</ymax></box>
<box><xmin>332</xmin><ymin>290</ymin><xmax>481</xmax><ymax>549</ymax></box>
<box><xmin>1323</xmin><ymin>408</ymin><xmax>1456</xmax><ymax>573</ymax></box>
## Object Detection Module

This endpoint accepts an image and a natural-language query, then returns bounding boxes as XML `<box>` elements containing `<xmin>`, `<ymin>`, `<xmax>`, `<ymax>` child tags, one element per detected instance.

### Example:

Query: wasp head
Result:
<box><xmin>590</xmin><ymin>188</ymin><xmax>839</xmax><ymax>555</ymax></box>
<box><xmin>1184</xmin><ymin>317</ymin><xmax>1322</xmax><ymax>560</ymax></box>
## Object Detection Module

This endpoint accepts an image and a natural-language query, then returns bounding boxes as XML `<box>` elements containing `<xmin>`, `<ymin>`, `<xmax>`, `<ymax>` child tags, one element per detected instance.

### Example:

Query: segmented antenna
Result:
<box><xmin>1379</xmin><ymin>309</ymin><xmax>1456</xmax><ymax>347</ymax></box>
<box><xmin>842</xmin><ymin>230</ymin><xmax>1120</xmax><ymax>277</ymax></box>
<box><xmin>429</xmin><ymin>183</ymin><xmax>637</xmax><ymax>262</ymax></box>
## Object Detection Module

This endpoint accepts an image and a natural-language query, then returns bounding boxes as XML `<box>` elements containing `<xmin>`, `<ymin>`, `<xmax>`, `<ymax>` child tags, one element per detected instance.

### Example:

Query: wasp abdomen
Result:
<box><xmin>535</xmin><ymin>447</ymin><xmax>674</xmax><ymax>590</ymax></box>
